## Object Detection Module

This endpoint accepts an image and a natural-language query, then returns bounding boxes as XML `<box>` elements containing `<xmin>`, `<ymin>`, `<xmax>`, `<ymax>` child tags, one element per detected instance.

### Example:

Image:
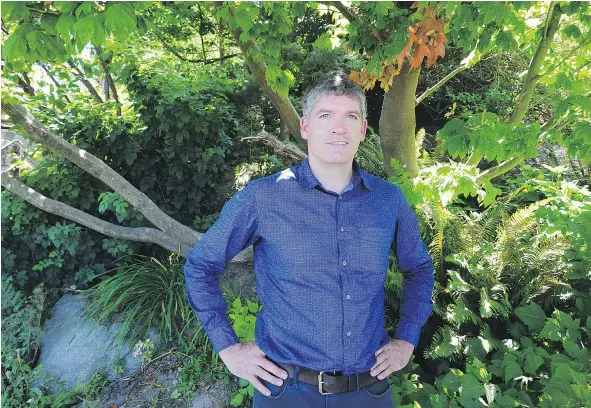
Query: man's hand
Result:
<box><xmin>218</xmin><ymin>341</ymin><xmax>288</xmax><ymax>397</ymax></box>
<box><xmin>370</xmin><ymin>338</ymin><xmax>414</xmax><ymax>380</ymax></box>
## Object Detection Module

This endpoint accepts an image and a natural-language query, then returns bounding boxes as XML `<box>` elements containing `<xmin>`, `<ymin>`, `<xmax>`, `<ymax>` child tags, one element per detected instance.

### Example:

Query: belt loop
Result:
<box><xmin>355</xmin><ymin>373</ymin><xmax>360</xmax><ymax>392</ymax></box>
<box><xmin>294</xmin><ymin>366</ymin><xmax>301</xmax><ymax>387</ymax></box>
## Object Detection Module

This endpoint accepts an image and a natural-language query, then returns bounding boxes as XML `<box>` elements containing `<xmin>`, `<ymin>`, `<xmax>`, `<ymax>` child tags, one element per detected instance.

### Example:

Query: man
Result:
<box><xmin>184</xmin><ymin>72</ymin><xmax>434</xmax><ymax>407</ymax></box>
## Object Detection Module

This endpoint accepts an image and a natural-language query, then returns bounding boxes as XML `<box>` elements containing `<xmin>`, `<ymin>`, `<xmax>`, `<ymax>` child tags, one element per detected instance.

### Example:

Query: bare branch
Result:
<box><xmin>94</xmin><ymin>46</ymin><xmax>121</xmax><ymax>117</ymax></box>
<box><xmin>477</xmin><ymin>157</ymin><xmax>523</xmax><ymax>184</ymax></box>
<box><xmin>1</xmin><ymin>175</ymin><xmax>185</xmax><ymax>255</ymax></box>
<box><xmin>41</xmin><ymin>65</ymin><xmax>71</xmax><ymax>104</ymax></box>
<box><xmin>319</xmin><ymin>1</ymin><xmax>358</xmax><ymax>22</ymax></box>
<box><xmin>1</xmin><ymin>103</ymin><xmax>200</xmax><ymax>254</ymax></box>
<box><xmin>416</xmin><ymin>48</ymin><xmax>481</xmax><ymax>106</ymax></box>
<box><xmin>242</xmin><ymin>131</ymin><xmax>306</xmax><ymax>165</ymax></box>
<box><xmin>506</xmin><ymin>3</ymin><xmax>562</xmax><ymax>125</ymax></box>
<box><xmin>16</xmin><ymin>74</ymin><xmax>35</xmax><ymax>96</ymax></box>
<box><xmin>67</xmin><ymin>59</ymin><xmax>104</xmax><ymax>104</ymax></box>
<box><xmin>158</xmin><ymin>36</ymin><xmax>239</xmax><ymax>64</ymax></box>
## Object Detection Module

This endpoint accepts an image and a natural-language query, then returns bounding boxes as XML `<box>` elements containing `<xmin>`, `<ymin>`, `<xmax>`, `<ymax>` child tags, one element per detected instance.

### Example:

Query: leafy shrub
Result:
<box><xmin>391</xmin><ymin>301</ymin><xmax>591</xmax><ymax>408</ymax></box>
<box><xmin>228</xmin><ymin>298</ymin><xmax>261</xmax><ymax>407</ymax></box>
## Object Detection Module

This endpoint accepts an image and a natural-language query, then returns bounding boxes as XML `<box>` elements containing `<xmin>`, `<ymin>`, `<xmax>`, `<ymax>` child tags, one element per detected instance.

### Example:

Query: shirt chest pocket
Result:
<box><xmin>350</xmin><ymin>227</ymin><xmax>392</xmax><ymax>279</ymax></box>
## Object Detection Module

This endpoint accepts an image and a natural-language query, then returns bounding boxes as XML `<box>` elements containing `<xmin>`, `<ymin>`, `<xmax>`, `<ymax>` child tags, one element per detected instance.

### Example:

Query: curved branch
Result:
<box><xmin>477</xmin><ymin>157</ymin><xmax>523</xmax><ymax>184</ymax></box>
<box><xmin>416</xmin><ymin>48</ymin><xmax>481</xmax><ymax>106</ymax></box>
<box><xmin>506</xmin><ymin>3</ymin><xmax>562</xmax><ymax>125</ymax></box>
<box><xmin>41</xmin><ymin>65</ymin><xmax>71</xmax><ymax>104</ymax></box>
<box><xmin>219</xmin><ymin>4</ymin><xmax>305</xmax><ymax>148</ymax></box>
<box><xmin>242</xmin><ymin>131</ymin><xmax>306</xmax><ymax>165</ymax></box>
<box><xmin>158</xmin><ymin>36</ymin><xmax>239</xmax><ymax>64</ymax></box>
<box><xmin>1</xmin><ymin>103</ymin><xmax>200</xmax><ymax>253</ymax></box>
<box><xmin>236</xmin><ymin>38</ymin><xmax>305</xmax><ymax>149</ymax></box>
<box><xmin>1</xmin><ymin>175</ymin><xmax>185</xmax><ymax>255</ymax></box>
<box><xmin>319</xmin><ymin>1</ymin><xmax>358</xmax><ymax>22</ymax></box>
<box><xmin>94</xmin><ymin>46</ymin><xmax>121</xmax><ymax>116</ymax></box>
<box><xmin>67</xmin><ymin>59</ymin><xmax>104</xmax><ymax>104</ymax></box>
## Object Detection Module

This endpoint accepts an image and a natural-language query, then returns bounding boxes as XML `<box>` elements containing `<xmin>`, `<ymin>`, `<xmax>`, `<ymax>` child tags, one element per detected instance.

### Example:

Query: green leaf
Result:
<box><xmin>496</xmin><ymin>31</ymin><xmax>518</xmax><ymax>51</ymax></box>
<box><xmin>314</xmin><ymin>32</ymin><xmax>333</xmax><ymax>49</ymax></box>
<box><xmin>562</xmin><ymin>24</ymin><xmax>582</xmax><ymax>39</ymax></box>
<box><xmin>40</xmin><ymin>15</ymin><xmax>59</xmax><ymax>35</ymax></box>
<box><xmin>1</xmin><ymin>33</ymin><xmax>28</xmax><ymax>61</ymax></box>
<box><xmin>460</xmin><ymin>374</ymin><xmax>484</xmax><ymax>400</ymax></box>
<box><xmin>73</xmin><ymin>15</ymin><xmax>99</xmax><ymax>49</ymax></box>
<box><xmin>54</xmin><ymin>1</ymin><xmax>77</xmax><ymax>14</ymax></box>
<box><xmin>104</xmin><ymin>4</ymin><xmax>137</xmax><ymax>38</ymax></box>
<box><xmin>540</xmin><ymin>311</ymin><xmax>582</xmax><ymax>342</ymax></box>
<box><xmin>56</xmin><ymin>14</ymin><xmax>75</xmax><ymax>41</ymax></box>
<box><xmin>539</xmin><ymin>318</ymin><xmax>562</xmax><ymax>341</ymax></box>
<box><xmin>230</xmin><ymin>393</ymin><xmax>243</xmax><ymax>406</ymax></box>
<box><xmin>25</xmin><ymin>31</ymin><xmax>38</xmax><ymax>51</ymax></box>
<box><xmin>232</xmin><ymin>297</ymin><xmax>242</xmax><ymax>310</ymax></box>
<box><xmin>247</xmin><ymin>300</ymin><xmax>259</xmax><ymax>314</ymax></box>
<box><xmin>523</xmin><ymin>353</ymin><xmax>544</xmax><ymax>375</ymax></box>
<box><xmin>75</xmin><ymin>2</ymin><xmax>93</xmax><ymax>19</ymax></box>
<box><xmin>2</xmin><ymin>2</ymin><xmax>30</xmax><ymax>21</ymax></box>
<box><xmin>437</xmin><ymin>118</ymin><xmax>469</xmax><ymax>158</ymax></box>
<box><xmin>234</xmin><ymin>4</ymin><xmax>256</xmax><ymax>33</ymax></box>
<box><xmin>514</xmin><ymin>302</ymin><xmax>546</xmax><ymax>332</ymax></box>
<box><xmin>504</xmin><ymin>361</ymin><xmax>523</xmax><ymax>382</ymax></box>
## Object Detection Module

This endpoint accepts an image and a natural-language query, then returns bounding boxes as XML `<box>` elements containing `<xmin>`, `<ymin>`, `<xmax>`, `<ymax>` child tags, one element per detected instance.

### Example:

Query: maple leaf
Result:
<box><xmin>395</xmin><ymin>5</ymin><xmax>448</xmax><ymax>71</ymax></box>
<box><xmin>412</xmin><ymin>43</ymin><xmax>431</xmax><ymax>69</ymax></box>
<box><xmin>350</xmin><ymin>70</ymin><xmax>377</xmax><ymax>91</ymax></box>
<box><xmin>380</xmin><ymin>62</ymin><xmax>402</xmax><ymax>92</ymax></box>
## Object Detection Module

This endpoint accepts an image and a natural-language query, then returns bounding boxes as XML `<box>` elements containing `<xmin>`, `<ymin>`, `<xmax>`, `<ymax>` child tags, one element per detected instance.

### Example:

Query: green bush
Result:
<box><xmin>390</xmin><ymin>301</ymin><xmax>591</xmax><ymax>407</ymax></box>
<box><xmin>82</xmin><ymin>253</ymin><xmax>196</xmax><ymax>345</ymax></box>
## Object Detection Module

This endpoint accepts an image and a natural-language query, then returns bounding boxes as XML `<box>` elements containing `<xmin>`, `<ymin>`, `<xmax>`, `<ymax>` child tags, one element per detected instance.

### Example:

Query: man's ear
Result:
<box><xmin>300</xmin><ymin>116</ymin><xmax>309</xmax><ymax>140</ymax></box>
<box><xmin>361</xmin><ymin>120</ymin><xmax>367</xmax><ymax>142</ymax></box>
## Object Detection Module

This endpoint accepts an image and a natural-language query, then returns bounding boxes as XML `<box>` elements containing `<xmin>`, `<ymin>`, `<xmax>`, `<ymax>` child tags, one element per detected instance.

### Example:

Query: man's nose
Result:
<box><xmin>331</xmin><ymin>118</ymin><xmax>347</xmax><ymax>134</ymax></box>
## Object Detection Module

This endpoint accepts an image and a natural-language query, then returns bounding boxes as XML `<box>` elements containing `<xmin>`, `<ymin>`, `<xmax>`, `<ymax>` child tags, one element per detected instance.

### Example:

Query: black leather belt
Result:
<box><xmin>276</xmin><ymin>363</ymin><xmax>379</xmax><ymax>395</ymax></box>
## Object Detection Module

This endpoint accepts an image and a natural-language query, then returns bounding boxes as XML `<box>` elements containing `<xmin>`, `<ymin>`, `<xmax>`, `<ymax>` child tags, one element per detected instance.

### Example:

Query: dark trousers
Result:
<box><xmin>253</xmin><ymin>367</ymin><xmax>394</xmax><ymax>408</ymax></box>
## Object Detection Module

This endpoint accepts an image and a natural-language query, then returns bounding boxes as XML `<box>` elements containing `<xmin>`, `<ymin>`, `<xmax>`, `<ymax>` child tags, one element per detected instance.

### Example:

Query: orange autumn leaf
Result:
<box><xmin>350</xmin><ymin>70</ymin><xmax>378</xmax><ymax>91</ymax></box>
<box><xmin>395</xmin><ymin>4</ymin><xmax>447</xmax><ymax>71</ymax></box>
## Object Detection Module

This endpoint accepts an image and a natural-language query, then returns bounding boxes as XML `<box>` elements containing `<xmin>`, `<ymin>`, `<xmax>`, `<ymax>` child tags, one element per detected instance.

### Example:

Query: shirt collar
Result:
<box><xmin>298</xmin><ymin>157</ymin><xmax>374</xmax><ymax>191</ymax></box>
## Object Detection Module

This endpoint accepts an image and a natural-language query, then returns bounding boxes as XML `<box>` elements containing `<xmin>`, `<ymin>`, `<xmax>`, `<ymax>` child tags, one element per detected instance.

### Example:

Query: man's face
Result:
<box><xmin>300</xmin><ymin>94</ymin><xmax>367</xmax><ymax>166</ymax></box>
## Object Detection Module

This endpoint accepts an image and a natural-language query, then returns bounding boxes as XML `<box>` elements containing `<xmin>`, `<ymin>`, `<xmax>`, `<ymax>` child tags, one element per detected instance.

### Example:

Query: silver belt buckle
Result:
<box><xmin>317</xmin><ymin>372</ymin><xmax>332</xmax><ymax>395</ymax></box>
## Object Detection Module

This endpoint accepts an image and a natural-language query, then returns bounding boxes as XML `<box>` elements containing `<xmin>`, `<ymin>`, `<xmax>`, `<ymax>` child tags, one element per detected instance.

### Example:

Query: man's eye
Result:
<box><xmin>348</xmin><ymin>115</ymin><xmax>358</xmax><ymax>120</ymax></box>
<box><xmin>319</xmin><ymin>113</ymin><xmax>330</xmax><ymax>118</ymax></box>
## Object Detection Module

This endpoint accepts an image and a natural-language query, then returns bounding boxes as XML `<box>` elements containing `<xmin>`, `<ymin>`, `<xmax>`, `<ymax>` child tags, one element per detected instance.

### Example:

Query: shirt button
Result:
<box><xmin>339</xmin><ymin>196</ymin><xmax>343</xmax><ymax>200</ymax></box>
<box><xmin>340</xmin><ymin>227</ymin><xmax>345</xmax><ymax>232</ymax></box>
<box><xmin>342</xmin><ymin>261</ymin><xmax>347</xmax><ymax>266</ymax></box>
<box><xmin>346</xmin><ymin>331</ymin><xmax>351</xmax><ymax>337</ymax></box>
<box><xmin>346</xmin><ymin>294</ymin><xmax>351</xmax><ymax>300</ymax></box>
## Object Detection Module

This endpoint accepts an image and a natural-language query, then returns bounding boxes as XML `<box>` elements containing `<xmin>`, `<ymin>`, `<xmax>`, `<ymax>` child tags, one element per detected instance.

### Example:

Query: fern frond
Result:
<box><xmin>424</xmin><ymin>326</ymin><xmax>466</xmax><ymax>360</ymax></box>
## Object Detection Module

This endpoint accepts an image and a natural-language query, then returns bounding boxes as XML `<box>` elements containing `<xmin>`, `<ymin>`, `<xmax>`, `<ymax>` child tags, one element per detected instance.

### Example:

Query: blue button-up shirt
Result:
<box><xmin>184</xmin><ymin>158</ymin><xmax>434</xmax><ymax>375</ymax></box>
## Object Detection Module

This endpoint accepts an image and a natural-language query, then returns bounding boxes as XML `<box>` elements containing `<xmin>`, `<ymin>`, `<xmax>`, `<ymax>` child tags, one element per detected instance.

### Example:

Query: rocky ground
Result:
<box><xmin>37</xmin><ymin>262</ymin><xmax>256</xmax><ymax>408</ymax></box>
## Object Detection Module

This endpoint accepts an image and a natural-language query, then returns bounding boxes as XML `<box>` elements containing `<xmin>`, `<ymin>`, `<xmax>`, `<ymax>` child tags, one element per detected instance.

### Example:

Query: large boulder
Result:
<box><xmin>36</xmin><ymin>294</ymin><xmax>157</xmax><ymax>393</ymax></box>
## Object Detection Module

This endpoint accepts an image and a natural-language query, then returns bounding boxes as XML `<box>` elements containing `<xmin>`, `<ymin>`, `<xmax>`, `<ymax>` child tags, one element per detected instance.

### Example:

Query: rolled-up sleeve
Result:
<box><xmin>184</xmin><ymin>182</ymin><xmax>260</xmax><ymax>353</ymax></box>
<box><xmin>392</xmin><ymin>194</ymin><xmax>435</xmax><ymax>347</ymax></box>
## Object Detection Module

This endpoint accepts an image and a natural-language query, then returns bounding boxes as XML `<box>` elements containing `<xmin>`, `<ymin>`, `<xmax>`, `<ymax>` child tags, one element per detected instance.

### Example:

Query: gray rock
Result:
<box><xmin>36</xmin><ymin>294</ymin><xmax>157</xmax><ymax>393</ymax></box>
<box><xmin>190</xmin><ymin>381</ymin><xmax>232</xmax><ymax>408</ymax></box>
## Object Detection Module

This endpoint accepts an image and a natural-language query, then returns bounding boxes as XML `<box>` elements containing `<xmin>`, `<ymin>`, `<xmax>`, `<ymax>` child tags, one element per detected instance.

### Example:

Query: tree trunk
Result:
<box><xmin>239</xmin><ymin>42</ymin><xmax>305</xmax><ymax>149</ymax></box>
<box><xmin>379</xmin><ymin>65</ymin><xmax>421</xmax><ymax>178</ymax></box>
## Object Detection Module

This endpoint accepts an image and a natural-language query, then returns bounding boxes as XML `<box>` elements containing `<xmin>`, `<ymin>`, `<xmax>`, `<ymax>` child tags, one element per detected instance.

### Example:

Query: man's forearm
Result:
<box><xmin>394</xmin><ymin>259</ymin><xmax>435</xmax><ymax>347</ymax></box>
<box><xmin>185</xmin><ymin>247</ymin><xmax>240</xmax><ymax>353</ymax></box>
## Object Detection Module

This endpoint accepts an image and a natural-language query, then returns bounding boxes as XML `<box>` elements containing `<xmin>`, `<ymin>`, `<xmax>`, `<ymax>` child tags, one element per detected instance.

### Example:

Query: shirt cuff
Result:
<box><xmin>208</xmin><ymin>325</ymin><xmax>240</xmax><ymax>354</ymax></box>
<box><xmin>394</xmin><ymin>320</ymin><xmax>422</xmax><ymax>348</ymax></box>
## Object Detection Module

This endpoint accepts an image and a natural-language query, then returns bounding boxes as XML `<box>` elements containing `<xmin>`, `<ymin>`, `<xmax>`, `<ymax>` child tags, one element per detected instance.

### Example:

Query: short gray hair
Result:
<box><xmin>301</xmin><ymin>72</ymin><xmax>366</xmax><ymax>120</ymax></box>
